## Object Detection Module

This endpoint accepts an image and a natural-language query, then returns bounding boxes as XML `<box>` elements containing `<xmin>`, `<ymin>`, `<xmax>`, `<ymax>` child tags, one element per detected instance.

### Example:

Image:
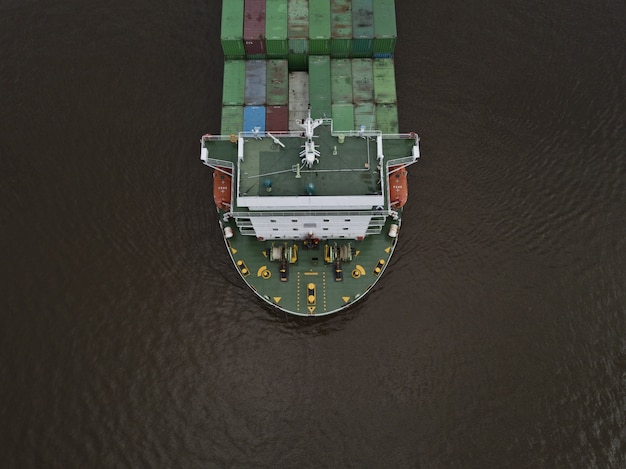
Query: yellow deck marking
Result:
<box><xmin>304</xmin><ymin>271</ymin><xmax>319</xmax><ymax>276</ymax></box>
<box><xmin>384</xmin><ymin>247</ymin><xmax>391</xmax><ymax>253</ymax></box>
<box><xmin>231</xmin><ymin>247</ymin><xmax>238</xmax><ymax>254</ymax></box>
<box><xmin>274</xmin><ymin>297</ymin><xmax>281</xmax><ymax>304</ymax></box>
<box><xmin>355</xmin><ymin>250</ymin><xmax>360</xmax><ymax>256</ymax></box>
<box><xmin>322</xmin><ymin>273</ymin><xmax>327</xmax><ymax>311</ymax></box>
<box><xmin>355</xmin><ymin>265</ymin><xmax>366</xmax><ymax>276</ymax></box>
<box><xmin>257</xmin><ymin>265</ymin><xmax>268</xmax><ymax>277</ymax></box>
<box><xmin>308</xmin><ymin>306</ymin><xmax>316</xmax><ymax>313</ymax></box>
<box><xmin>343</xmin><ymin>296</ymin><xmax>350</xmax><ymax>303</ymax></box>
<box><xmin>296</xmin><ymin>272</ymin><xmax>301</xmax><ymax>310</ymax></box>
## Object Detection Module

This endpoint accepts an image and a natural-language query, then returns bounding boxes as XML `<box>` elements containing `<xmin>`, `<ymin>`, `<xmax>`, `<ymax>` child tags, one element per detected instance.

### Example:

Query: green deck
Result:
<box><xmin>220</xmin><ymin>212</ymin><xmax>402</xmax><ymax>315</ymax></box>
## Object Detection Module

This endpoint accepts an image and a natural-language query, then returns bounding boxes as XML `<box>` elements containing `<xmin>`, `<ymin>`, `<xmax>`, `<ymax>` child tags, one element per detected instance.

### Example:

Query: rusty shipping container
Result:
<box><xmin>244</xmin><ymin>0</ymin><xmax>266</xmax><ymax>57</ymax></box>
<box><xmin>266</xmin><ymin>105</ymin><xmax>289</xmax><ymax>131</ymax></box>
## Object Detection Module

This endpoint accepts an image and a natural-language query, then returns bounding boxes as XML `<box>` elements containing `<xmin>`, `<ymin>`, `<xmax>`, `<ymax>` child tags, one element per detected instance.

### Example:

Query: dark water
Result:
<box><xmin>2</xmin><ymin>0</ymin><xmax>625</xmax><ymax>467</ymax></box>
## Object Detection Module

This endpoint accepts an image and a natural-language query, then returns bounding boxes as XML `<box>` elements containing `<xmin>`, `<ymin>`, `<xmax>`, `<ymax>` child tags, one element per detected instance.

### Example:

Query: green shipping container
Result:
<box><xmin>222</xmin><ymin>60</ymin><xmax>246</xmax><ymax>105</ymax></box>
<box><xmin>373</xmin><ymin>58</ymin><xmax>397</xmax><ymax>104</ymax></box>
<box><xmin>309</xmin><ymin>0</ymin><xmax>331</xmax><ymax>55</ymax></box>
<box><xmin>221</xmin><ymin>0</ymin><xmax>245</xmax><ymax>58</ymax></box>
<box><xmin>266</xmin><ymin>0</ymin><xmax>288</xmax><ymax>58</ymax></box>
<box><xmin>373</xmin><ymin>0</ymin><xmax>397</xmax><ymax>55</ymax></box>
<box><xmin>330</xmin><ymin>0</ymin><xmax>352</xmax><ymax>58</ymax></box>
<box><xmin>351</xmin><ymin>0</ymin><xmax>374</xmax><ymax>58</ymax></box>
<box><xmin>354</xmin><ymin>102</ymin><xmax>376</xmax><ymax>130</ymax></box>
<box><xmin>331</xmin><ymin>103</ymin><xmax>355</xmax><ymax>131</ymax></box>
<box><xmin>221</xmin><ymin>105</ymin><xmax>244</xmax><ymax>135</ymax></box>
<box><xmin>351</xmin><ymin>58</ymin><xmax>374</xmax><ymax>103</ymax></box>
<box><xmin>266</xmin><ymin>60</ymin><xmax>289</xmax><ymax>105</ymax></box>
<box><xmin>376</xmin><ymin>103</ymin><xmax>398</xmax><ymax>133</ymax></box>
<box><xmin>288</xmin><ymin>54</ymin><xmax>308</xmax><ymax>71</ymax></box>
<box><xmin>308</xmin><ymin>56</ymin><xmax>332</xmax><ymax>119</ymax></box>
<box><xmin>288</xmin><ymin>0</ymin><xmax>309</xmax><ymax>70</ymax></box>
<box><xmin>330</xmin><ymin>59</ymin><xmax>352</xmax><ymax>103</ymax></box>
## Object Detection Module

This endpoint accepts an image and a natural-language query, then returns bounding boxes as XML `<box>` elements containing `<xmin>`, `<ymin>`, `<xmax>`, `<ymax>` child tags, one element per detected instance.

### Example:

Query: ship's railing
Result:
<box><xmin>202</xmin><ymin>129</ymin><xmax>419</xmax><ymax>142</ymax></box>
<box><xmin>380</xmin><ymin>132</ymin><xmax>420</xmax><ymax>140</ymax></box>
<box><xmin>202</xmin><ymin>131</ymin><xmax>304</xmax><ymax>142</ymax></box>
<box><xmin>228</xmin><ymin>209</ymin><xmax>391</xmax><ymax>218</ymax></box>
<box><xmin>387</xmin><ymin>155</ymin><xmax>419</xmax><ymax>167</ymax></box>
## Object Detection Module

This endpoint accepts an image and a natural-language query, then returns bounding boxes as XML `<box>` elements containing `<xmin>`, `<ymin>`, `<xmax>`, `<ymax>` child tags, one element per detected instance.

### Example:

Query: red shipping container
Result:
<box><xmin>244</xmin><ymin>0</ymin><xmax>266</xmax><ymax>56</ymax></box>
<box><xmin>266</xmin><ymin>106</ymin><xmax>289</xmax><ymax>131</ymax></box>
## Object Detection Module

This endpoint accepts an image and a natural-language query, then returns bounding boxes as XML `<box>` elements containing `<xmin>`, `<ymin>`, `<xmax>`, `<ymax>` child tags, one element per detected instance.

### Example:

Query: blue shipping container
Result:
<box><xmin>243</xmin><ymin>106</ymin><xmax>266</xmax><ymax>132</ymax></box>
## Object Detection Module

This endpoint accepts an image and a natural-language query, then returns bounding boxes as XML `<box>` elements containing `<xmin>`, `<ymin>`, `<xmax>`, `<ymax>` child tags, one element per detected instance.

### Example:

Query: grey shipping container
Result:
<box><xmin>289</xmin><ymin>71</ymin><xmax>309</xmax><ymax>129</ymax></box>
<box><xmin>245</xmin><ymin>60</ymin><xmax>267</xmax><ymax>105</ymax></box>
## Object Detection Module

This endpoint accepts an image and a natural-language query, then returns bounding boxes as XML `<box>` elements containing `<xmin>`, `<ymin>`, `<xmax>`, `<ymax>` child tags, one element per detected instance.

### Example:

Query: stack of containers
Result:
<box><xmin>243</xmin><ymin>0</ymin><xmax>266</xmax><ymax>58</ymax></box>
<box><xmin>330</xmin><ymin>0</ymin><xmax>352</xmax><ymax>58</ymax></box>
<box><xmin>288</xmin><ymin>0</ymin><xmax>309</xmax><ymax>71</ymax></box>
<box><xmin>244</xmin><ymin>60</ymin><xmax>266</xmax><ymax>132</ymax></box>
<box><xmin>265</xmin><ymin>0</ymin><xmax>288</xmax><ymax>58</ymax></box>
<box><xmin>221</xmin><ymin>61</ymin><xmax>245</xmax><ymax>135</ymax></box>
<box><xmin>266</xmin><ymin>59</ymin><xmax>289</xmax><ymax>130</ymax></box>
<box><xmin>219</xmin><ymin>0</ymin><xmax>400</xmax><ymax>134</ymax></box>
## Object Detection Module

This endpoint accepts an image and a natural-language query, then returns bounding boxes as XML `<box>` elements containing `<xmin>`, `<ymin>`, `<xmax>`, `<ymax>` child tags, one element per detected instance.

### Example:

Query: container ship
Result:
<box><xmin>201</xmin><ymin>0</ymin><xmax>421</xmax><ymax>316</ymax></box>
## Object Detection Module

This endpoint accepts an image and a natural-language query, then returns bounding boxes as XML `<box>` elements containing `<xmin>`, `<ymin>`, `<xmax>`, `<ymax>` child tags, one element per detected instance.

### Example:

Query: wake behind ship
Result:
<box><xmin>201</xmin><ymin>0</ymin><xmax>421</xmax><ymax>316</ymax></box>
